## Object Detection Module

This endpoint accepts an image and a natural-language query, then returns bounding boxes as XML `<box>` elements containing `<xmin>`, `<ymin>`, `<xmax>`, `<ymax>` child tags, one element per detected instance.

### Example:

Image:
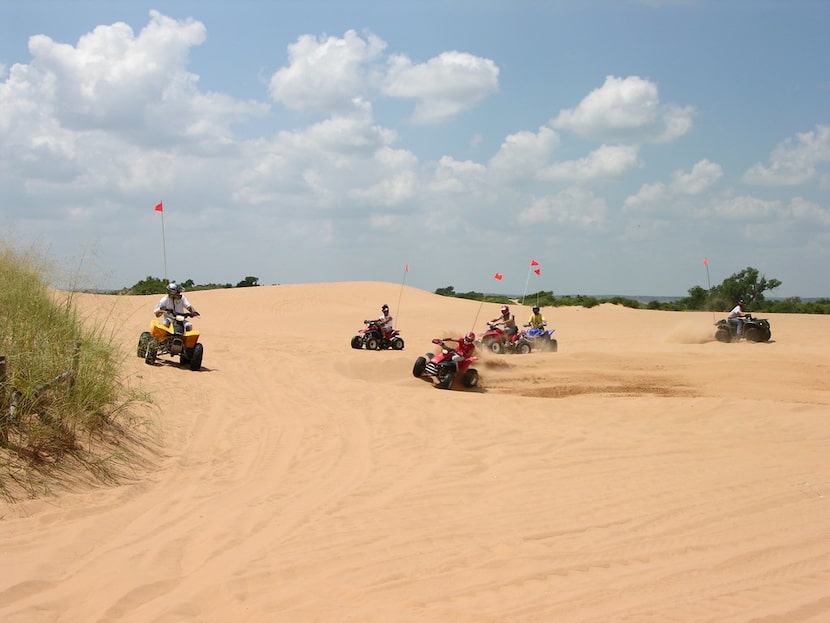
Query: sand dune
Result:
<box><xmin>1</xmin><ymin>283</ymin><xmax>828</xmax><ymax>622</ymax></box>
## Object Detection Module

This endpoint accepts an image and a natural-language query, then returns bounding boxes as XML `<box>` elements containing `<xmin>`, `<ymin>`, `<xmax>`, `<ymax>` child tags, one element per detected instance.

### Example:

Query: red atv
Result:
<box><xmin>412</xmin><ymin>339</ymin><xmax>479</xmax><ymax>390</ymax></box>
<box><xmin>350</xmin><ymin>319</ymin><xmax>404</xmax><ymax>350</ymax></box>
<box><xmin>479</xmin><ymin>321</ymin><xmax>531</xmax><ymax>354</ymax></box>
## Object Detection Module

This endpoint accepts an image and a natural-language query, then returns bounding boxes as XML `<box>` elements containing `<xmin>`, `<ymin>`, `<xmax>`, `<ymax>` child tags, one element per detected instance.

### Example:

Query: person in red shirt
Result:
<box><xmin>441</xmin><ymin>332</ymin><xmax>476</xmax><ymax>368</ymax></box>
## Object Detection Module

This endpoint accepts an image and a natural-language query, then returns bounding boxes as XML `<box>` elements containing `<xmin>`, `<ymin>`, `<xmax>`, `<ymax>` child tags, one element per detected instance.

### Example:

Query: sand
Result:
<box><xmin>1</xmin><ymin>282</ymin><xmax>828</xmax><ymax>622</ymax></box>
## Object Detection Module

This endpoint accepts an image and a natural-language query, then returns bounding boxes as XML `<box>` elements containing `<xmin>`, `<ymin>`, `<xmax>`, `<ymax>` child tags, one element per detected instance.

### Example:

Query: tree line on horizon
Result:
<box><xmin>435</xmin><ymin>267</ymin><xmax>830</xmax><ymax>315</ymax></box>
<box><xmin>118</xmin><ymin>275</ymin><xmax>261</xmax><ymax>295</ymax></box>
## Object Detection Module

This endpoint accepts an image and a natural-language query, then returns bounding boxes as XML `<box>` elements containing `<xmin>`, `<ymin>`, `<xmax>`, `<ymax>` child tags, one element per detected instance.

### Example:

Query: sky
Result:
<box><xmin>1</xmin><ymin>0</ymin><xmax>828</xmax><ymax>298</ymax></box>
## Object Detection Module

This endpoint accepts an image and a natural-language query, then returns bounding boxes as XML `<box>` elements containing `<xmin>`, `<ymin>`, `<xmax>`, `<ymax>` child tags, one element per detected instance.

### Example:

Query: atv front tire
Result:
<box><xmin>144</xmin><ymin>337</ymin><xmax>158</xmax><ymax>365</ymax></box>
<box><xmin>516</xmin><ymin>341</ymin><xmax>531</xmax><ymax>355</ymax></box>
<box><xmin>350</xmin><ymin>335</ymin><xmax>362</xmax><ymax>349</ymax></box>
<box><xmin>744</xmin><ymin>327</ymin><xmax>761</xmax><ymax>342</ymax></box>
<box><xmin>437</xmin><ymin>371</ymin><xmax>454</xmax><ymax>390</ymax></box>
<box><xmin>490</xmin><ymin>341</ymin><xmax>504</xmax><ymax>355</ymax></box>
<box><xmin>365</xmin><ymin>336</ymin><xmax>381</xmax><ymax>351</ymax></box>
<box><xmin>412</xmin><ymin>356</ymin><xmax>427</xmax><ymax>378</ymax></box>
<box><xmin>189</xmin><ymin>343</ymin><xmax>204</xmax><ymax>371</ymax></box>
<box><xmin>137</xmin><ymin>331</ymin><xmax>151</xmax><ymax>357</ymax></box>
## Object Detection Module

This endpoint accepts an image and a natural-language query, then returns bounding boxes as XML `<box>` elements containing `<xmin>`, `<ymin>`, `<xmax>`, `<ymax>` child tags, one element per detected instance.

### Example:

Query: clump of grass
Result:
<box><xmin>0</xmin><ymin>244</ymin><xmax>150</xmax><ymax>501</ymax></box>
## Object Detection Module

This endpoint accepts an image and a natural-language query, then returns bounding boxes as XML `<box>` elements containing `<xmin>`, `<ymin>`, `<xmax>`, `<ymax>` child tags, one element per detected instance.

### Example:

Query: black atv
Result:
<box><xmin>714</xmin><ymin>315</ymin><xmax>772</xmax><ymax>343</ymax></box>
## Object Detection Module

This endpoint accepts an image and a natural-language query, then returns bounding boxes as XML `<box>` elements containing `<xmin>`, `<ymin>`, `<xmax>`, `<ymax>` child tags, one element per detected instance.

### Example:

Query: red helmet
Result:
<box><xmin>500</xmin><ymin>305</ymin><xmax>509</xmax><ymax>316</ymax></box>
<box><xmin>464</xmin><ymin>332</ymin><xmax>475</xmax><ymax>343</ymax></box>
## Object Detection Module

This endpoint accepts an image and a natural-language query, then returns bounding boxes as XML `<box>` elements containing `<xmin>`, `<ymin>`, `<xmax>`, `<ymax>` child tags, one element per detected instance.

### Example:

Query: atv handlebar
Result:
<box><xmin>162</xmin><ymin>309</ymin><xmax>200</xmax><ymax>318</ymax></box>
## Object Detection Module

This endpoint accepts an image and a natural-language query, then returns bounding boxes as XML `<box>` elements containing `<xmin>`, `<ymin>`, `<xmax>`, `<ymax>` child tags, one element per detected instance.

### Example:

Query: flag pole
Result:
<box><xmin>522</xmin><ymin>265</ymin><xmax>531</xmax><ymax>305</ymax></box>
<box><xmin>155</xmin><ymin>201</ymin><xmax>168</xmax><ymax>281</ymax></box>
<box><xmin>704</xmin><ymin>258</ymin><xmax>715</xmax><ymax>322</ymax></box>
<box><xmin>395</xmin><ymin>265</ymin><xmax>408</xmax><ymax>328</ymax></box>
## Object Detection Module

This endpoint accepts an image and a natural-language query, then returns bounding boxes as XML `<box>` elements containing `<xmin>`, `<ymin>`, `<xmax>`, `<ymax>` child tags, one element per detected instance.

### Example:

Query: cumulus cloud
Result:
<box><xmin>743</xmin><ymin>124</ymin><xmax>830</xmax><ymax>186</ymax></box>
<box><xmin>382</xmin><ymin>51</ymin><xmax>499</xmax><ymax>124</ymax></box>
<box><xmin>268</xmin><ymin>31</ymin><xmax>499</xmax><ymax>124</ymax></box>
<box><xmin>540</xmin><ymin>144</ymin><xmax>640</xmax><ymax>183</ymax></box>
<box><xmin>487</xmin><ymin>126</ymin><xmax>559</xmax><ymax>182</ymax></box>
<box><xmin>624</xmin><ymin>159</ymin><xmax>722</xmax><ymax>213</ymax></box>
<box><xmin>0</xmin><ymin>7</ymin><xmax>267</xmax><ymax>181</ymax></box>
<box><xmin>551</xmin><ymin>75</ymin><xmax>694</xmax><ymax>143</ymax></box>
<box><xmin>268</xmin><ymin>30</ymin><xmax>386</xmax><ymax>113</ymax></box>
<box><xmin>670</xmin><ymin>159</ymin><xmax>722</xmax><ymax>194</ymax></box>
<box><xmin>517</xmin><ymin>187</ymin><xmax>607</xmax><ymax>231</ymax></box>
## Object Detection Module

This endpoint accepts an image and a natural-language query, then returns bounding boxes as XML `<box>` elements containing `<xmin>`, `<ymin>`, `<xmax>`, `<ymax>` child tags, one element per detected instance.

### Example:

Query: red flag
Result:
<box><xmin>405</xmin><ymin>264</ymin><xmax>409</xmax><ymax>272</ymax></box>
<box><xmin>534</xmin><ymin>268</ymin><xmax>541</xmax><ymax>276</ymax></box>
<box><xmin>493</xmin><ymin>272</ymin><xmax>503</xmax><ymax>281</ymax></box>
<box><xmin>154</xmin><ymin>202</ymin><xmax>163</xmax><ymax>212</ymax></box>
<box><xmin>703</xmin><ymin>258</ymin><xmax>708</xmax><ymax>266</ymax></box>
<box><xmin>530</xmin><ymin>259</ymin><xmax>540</xmax><ymax>267</ymax></box>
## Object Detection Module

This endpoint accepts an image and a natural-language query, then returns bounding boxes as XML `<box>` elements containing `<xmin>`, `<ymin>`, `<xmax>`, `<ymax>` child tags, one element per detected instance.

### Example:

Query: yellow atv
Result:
<box><xmin>137</xmin><ymin>311</ymin><xmax>203</xmax><ymax>370</ymax></box>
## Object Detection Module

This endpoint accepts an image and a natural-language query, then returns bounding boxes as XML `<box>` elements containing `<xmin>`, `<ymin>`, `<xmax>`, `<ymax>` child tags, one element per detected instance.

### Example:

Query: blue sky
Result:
<box><xmin>1</xmin><ymin>0</ymin><xmax>828</xmax><ymax>297</ymax></box>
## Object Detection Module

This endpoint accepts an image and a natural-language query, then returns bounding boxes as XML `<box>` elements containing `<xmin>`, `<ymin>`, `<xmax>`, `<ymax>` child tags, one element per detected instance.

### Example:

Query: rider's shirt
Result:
<box><xmin>155</xmin><ymin>294</ymin><xmax>192</xmax><ymax>315</ymax></box>
<box><xmin>528</xmin><ymin>313</ymin><xmax>545</xmax><ymax>328</ymax></box>
<box><xmin>456</xmin><ymin>340</ymin><xmax>475</xmax><ymax>358</ymax></box>
<box><xmin>378</xmin><ymin>313</ymin><xmax>394</xmax><ymax>334</ymax></box>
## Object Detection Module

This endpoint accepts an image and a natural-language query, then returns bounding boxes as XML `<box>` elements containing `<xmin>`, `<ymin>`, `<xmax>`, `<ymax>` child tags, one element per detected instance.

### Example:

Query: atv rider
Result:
<box><xmin>527</xmin><ymin>305</ymin><xmax>546</xmax><ymax>330</ymax></box>
<box><xmin>154</xmin><ymin>282</ymin><xmax>200</xmax><ymax>331</ymax></box>
<box><xmin>491</xmin><ymin>305</ymin><xmax>518</xmax><ymax>343</ymax></box>
<box><xmin>727</xmin><ymin>299</ymin><xmax>749</xmax><ymax>339</ymax></box>
<box><xmin>377</xmin><ymin>304</ymin><xmax>394</xmax><ymax>338</ymax></box>
<box><xmin>441</xmin><ymin>332</ymin><xmax>476</xmax><ymax>370</ymax></box>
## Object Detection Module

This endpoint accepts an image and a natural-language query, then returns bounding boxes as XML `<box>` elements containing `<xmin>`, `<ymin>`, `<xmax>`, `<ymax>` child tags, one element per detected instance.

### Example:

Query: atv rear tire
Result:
<box><xmin>461</xmin><ymin>369</ymin><xmax>478</xmax><ymax>388</ymax></box>
<box><xmin>412</xmin><ymin>356</ymin><xmax>427</xmax><ymax>377</ymax></box>
<box><xmin>516</xmin><ymin>341</ymin><xmax>531</xmax><ymax>355</ymax></box>
<box><xmin>715</xmin><ymin>328</ymin><xmax>731</xmax><ymax>343</ymax></box>
<box><xmin>189</xmin><ymin>343</ymin><xmax>204</xmax><ymax>371</ymax></box>
<box><xmin>144</xmin><ymin>337</ymin><xmax>158</xmax><ymax>365</ymax></box>
<box><xmin>391</xmin><ymin>337</ymin><xmax>404</xmax><ymax>350</ymax></box>
<box><xmin>137</xmin><ymin>331</ymin><xmax>151</xmax><ymax>357</ymax></box>
<box><xmin>350</xmin><ymin>335</ymin><xmax>362</xmax><ymax>349</ymax></box>
<box><xmin>548</xmin><ymin>339</ymin><xmax>558</xmax><ymax>353</ymax></box>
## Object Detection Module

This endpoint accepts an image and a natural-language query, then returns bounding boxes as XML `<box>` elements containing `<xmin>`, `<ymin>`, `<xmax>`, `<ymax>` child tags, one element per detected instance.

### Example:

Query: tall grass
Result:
<box><xmin>0</xmin><ymin>245</ymin><xmax>149</xmax><ymax>501</ymax></box>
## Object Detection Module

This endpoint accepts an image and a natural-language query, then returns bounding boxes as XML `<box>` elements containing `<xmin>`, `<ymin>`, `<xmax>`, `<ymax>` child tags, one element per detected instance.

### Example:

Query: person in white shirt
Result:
<box><xmin>154</xmin><ymin>282</ymin><xmax>200</xmax><ymax>331</ymax></box>
<box><xmin>727</xmin><ymin>298</ymin><xmax>748</xmax><ymax>338</ymax></box>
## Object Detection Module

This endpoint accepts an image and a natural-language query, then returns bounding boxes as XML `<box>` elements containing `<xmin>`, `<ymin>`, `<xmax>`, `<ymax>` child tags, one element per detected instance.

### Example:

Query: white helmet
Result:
<box><xmin>166</xmin><ymin>282</ymin><xmax>184</xmax><ymax>297</ymax></box>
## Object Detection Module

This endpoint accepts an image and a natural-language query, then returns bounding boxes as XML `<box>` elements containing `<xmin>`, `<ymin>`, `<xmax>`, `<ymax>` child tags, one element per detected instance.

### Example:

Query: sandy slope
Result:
<box><xmin>1</xmin><ymin>283</ymin><xmax>828</xmax><ymax>622</ymax></box>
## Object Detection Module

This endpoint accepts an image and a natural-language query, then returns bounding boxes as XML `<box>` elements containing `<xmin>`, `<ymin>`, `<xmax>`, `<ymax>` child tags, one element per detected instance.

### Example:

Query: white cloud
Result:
<box><xmin>268</xmin><ymin>30</ymin><xmax>386</xmax><ymax>113</ymax></box>
<box><xmin>428</xmin><ymin>156</ymin><xmax>487</xmax><ymax>194</ymax></box>
<box><xmin>540</xmin><ymin>144</ymin><xmax>640</xmax><ymax>183</ymax></box>
<box><xmin>784</xmin><ymin>196</ymin><xmax>830</xmax><ymax>226</ymax></box>
<box><xmin>267</xmin><ymin>31</ymin><xmax>499</xmax><ymax>125</ymax></box>
<box><xmin>517</xmin><ymin>187</ymin><xmax>607</xmax><ymax>231</ymax></box>
<box><xmin>382</xmin><ymin>51</ymin><xmax>499</xmax><ymax>124</ymax></box>
<box><xmin>743</xmin><ymin>124</ymin><xmax>830</xmax><ymax>186</ymax></box>
<box><xmin>624</xmin><ymin>159</ymin><xmax>722</xmax><ymax>214</ymax></box>
<box><xmin>487</xmin><ymin>126</ymin><xmax>559</xmax><ymax>182</ymax></box>
<box><xmin>708</xmin><ymin>195</ymin><xmax>781</xmax><ymax>220</ymax></box>
<box><xmin>670</xmin><ymin>159</ymin><xmax>722</xmax><ymax>194</ymax></box>
<box><xmin>551</xmin><ymin>75</ymin><xmax>694</xmax><ymax>143</ymax></box>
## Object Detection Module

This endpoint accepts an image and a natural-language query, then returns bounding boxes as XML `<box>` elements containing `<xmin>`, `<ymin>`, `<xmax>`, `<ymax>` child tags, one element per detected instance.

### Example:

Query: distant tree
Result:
<box><xmin>713</xmin><ymin>266</ymin><xmax>781</xmax><ymax>307</ymax></box>
<box><xmin>684</xmin><ymin>285</ymin><xmax>709</xmax><ymax>310</ymax></box>
<box><xmin>235</xmin><ymin>276</ymin><xmax>260</xmax><ymax>287</ymax></box>
<box><xmin>435</xmin><ymin>286</ymin><xmax>456</xmax><ymax>296</ymax></box>
<box><xmin>129</xmin><ymin>276</ymin><xmax>167</xmax><ymax>295</ymax></box>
